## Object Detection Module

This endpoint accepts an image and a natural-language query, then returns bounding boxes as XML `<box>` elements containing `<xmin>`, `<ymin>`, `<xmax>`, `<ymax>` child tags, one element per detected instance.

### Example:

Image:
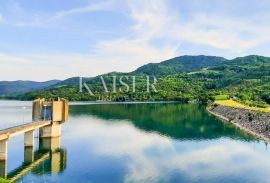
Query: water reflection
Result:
<box><xmin>70</xmin><ymin>103</ymin><xmax>255</xmax><ymax>141</ymax></box>
<box><xmin>61</xmin><ymin>113</ymin><xmax>270</xmax><ymax>183</ymax></box>
<box><xmin>0</xmin><ymin>137</ymin><xmax>67</xmax><ymax>182</ymax></box>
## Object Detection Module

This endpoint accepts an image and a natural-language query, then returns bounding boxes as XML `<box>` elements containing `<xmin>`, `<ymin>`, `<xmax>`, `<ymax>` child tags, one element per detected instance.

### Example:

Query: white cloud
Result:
<box><xmin>2</xmin><ymin>0</ymin><xmax>270</xmax><ymax>80</ymax></box>
<box><xmin>0</xmin><ymin>53</ymin><xmax>34</xmax><ymax>66</ymax></box>
<box><xmin>0</xmin><ymin>0</ymin><xmax>179</xmax><ymax>80</ymax></box>
<box><xmin>48</xmin><ymin>0</ymin><xmax>114</xmax><ymax>21</ymax></box>
<box><xmin>90</xmin><ymin>0</ymin><xmax>270</xmax><ymax>73</ymax></box>
<box><xmin>173</xmin><ymin>14</ymin><xmax>270</xmax><ymax>53</ymax></box>
<box><xmin>124</xmin><ymin>0</ymin><xmax>270</xmax><ymax>55</ymax></box>
<box><xmin>135</xmin><ymin>0</ymin><xmax>269</xmax><ymax>54</ymax></box>
<box><xmin>0</xmin><ymin>53</ymin><xmax>86</xmax><ymax>81</ymax></box>
<box><xmin>128</xmin><ymin>0</ymin><xmax>171</xmax><ymax>39</ymax></box>
<box><xmin>91</xmin><ymin>38</ymin><xmax>176</xmax><ymax>69</ymax></box>
<box><xmin>0</xmin><ymin>40</ymin><xmax>175</xmax><ymax>80</ymax></box>
<box><xmin>15</xmin><ymin>0</ymin><xmax>116</xmax><ymax>27</ymax></box>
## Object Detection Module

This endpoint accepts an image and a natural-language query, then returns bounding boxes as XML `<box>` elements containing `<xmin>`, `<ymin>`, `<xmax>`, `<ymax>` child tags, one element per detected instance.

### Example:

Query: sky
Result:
<box><xmin>1</xmin><ymin>0</ymin><xmax>270</xmax><ymax>81</ymax></box>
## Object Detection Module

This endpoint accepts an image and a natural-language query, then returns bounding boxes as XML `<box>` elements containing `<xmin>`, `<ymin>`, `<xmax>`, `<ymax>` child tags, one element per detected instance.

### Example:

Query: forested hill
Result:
<box><xmin>7</xmin><ymin>55</ymin><xmax>270</xmax><ymax>107</ymax></box>
<box><xmin>133</xmin><ymin>55</ymin><xmax>227</xmax><ymax>76</ymax></box>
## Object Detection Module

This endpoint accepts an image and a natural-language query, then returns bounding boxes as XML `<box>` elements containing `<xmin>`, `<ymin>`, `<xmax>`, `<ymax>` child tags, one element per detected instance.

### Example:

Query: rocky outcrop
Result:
<box><xmin>208</xmin><ymin>104</ymin><xmax>270</xmax><ymax>142</ymax></box>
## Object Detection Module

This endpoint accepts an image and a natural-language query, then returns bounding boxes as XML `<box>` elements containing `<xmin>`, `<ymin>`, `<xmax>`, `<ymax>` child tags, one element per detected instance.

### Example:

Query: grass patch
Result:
<box><xmin>215</xmin><ymin>99</ymin><xmax>270</xmax><ymax>112</ymax></box>
<box><xmin>214</xmin><ymin>94</ymin><xmax>229</xmax><ymax>100</ymax></box>
<box><xmin>0</xmin><ymin>178</ymin><xmax>10</xmax><ymax>183</ymax></box>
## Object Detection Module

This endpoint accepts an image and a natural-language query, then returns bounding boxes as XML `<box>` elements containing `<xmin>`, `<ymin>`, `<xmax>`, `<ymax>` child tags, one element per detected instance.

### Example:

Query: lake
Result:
<box><xmin>1</xmin><ymin>101</ymin><xmax>270</xmax><ymax>183</ymax></box>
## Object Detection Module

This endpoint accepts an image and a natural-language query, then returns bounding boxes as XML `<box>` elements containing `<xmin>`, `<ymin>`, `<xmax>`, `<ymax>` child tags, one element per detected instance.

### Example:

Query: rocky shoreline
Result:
<box><xmin>208</xmin><ymin>104</ymin><xmax>270</xmax><ymax>143</ymax></box>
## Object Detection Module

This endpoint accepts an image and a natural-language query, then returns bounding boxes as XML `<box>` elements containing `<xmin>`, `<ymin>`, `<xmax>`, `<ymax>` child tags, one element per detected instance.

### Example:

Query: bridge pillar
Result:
<box><xmin>39</xmin><ymin>137</ymin><xmax>61</xmax><ymax>152</ymax></box>
<box><xmin>39</xmin><ymin>137</ymin><xmax>66</xmax><ymax>173</ymax></box>
<box><xmin>0</xmin><ymin>160</ymin><xmax>7</xmax><ymax>178</ymax></box>
<box><xmin>0</xmin><ymin>139</ymin><xmax>8</xmax><ymax>161</ymax></box>
<box><xmin>39</xmin><ymin>122</ymin><xmax>61</xmax><ymax>138</ymax></box>
<box><xmin>24</xmin><ymin>147</ymin><xmax>34</xmax><ymax>164</ymax></box>
<box><xmin>24</xmin><ymin>130</ymin><xmax>34</xmax><ymax>147</ymax></box>
<box><xmin>51</xmin><ymin>150</ymin><xmax>62</xmax><ymax>173</ymax></box>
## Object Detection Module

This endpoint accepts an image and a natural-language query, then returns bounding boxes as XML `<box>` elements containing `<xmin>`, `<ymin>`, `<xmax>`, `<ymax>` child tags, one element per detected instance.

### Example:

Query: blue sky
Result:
<box><xmin>1</xmin><ymin>0</ymin><xmax>270</xmax><ymax>81</ymax></box>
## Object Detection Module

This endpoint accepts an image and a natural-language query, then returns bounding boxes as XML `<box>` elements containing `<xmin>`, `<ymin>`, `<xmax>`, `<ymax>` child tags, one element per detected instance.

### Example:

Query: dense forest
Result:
<box><xmin>14</xmin><ymin>55</ymin><xmax>270</xmax><ymax>107</ymax></box>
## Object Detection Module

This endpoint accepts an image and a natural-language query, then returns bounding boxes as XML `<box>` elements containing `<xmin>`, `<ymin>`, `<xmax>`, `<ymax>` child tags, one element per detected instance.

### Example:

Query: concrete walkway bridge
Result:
<box><xmin>0</xmin><ymin>98</ymin><xmax>69</xmax><ymax>181</ymax></box>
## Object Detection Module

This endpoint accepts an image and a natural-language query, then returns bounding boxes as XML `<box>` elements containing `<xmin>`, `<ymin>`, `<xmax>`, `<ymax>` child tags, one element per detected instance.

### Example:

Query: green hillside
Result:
<box><xmin>12</xmin><ymin>55</ymin><xmax>270</xmax><ymax>107</ymax></box>
<box><xmin>133</xmin><ymin>55</ymin><xmax>226</xmax><ymax>76</ymax></box>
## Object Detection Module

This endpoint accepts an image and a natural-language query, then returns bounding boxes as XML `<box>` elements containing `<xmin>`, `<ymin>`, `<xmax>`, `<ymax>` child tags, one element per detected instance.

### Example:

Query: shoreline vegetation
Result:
<box><xmin>208</xmin><ymin>100</ymin><xmax>270</xmax><ymax>143</ymax></box>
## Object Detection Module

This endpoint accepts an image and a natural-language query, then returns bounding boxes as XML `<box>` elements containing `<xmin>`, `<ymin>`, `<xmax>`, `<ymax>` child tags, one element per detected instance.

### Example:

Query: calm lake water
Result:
<box><xmin>1</xmin><ymin>100</ymin><xmax>270</xmax><ymax>183</ymax></box>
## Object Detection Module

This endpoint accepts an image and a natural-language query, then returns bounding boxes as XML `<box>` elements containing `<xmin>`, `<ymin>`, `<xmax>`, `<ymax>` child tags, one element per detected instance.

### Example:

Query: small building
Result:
<box><xmin>32</xmin><ymin>98</ymin><xmax>69</xmax><ymax>122</ymax></box>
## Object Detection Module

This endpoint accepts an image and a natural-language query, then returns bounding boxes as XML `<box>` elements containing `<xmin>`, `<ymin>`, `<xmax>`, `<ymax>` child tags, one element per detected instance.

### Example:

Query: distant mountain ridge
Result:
<box><xmin>0</xmin><ymin>80</ymin><xmax>60</xmax><ymax>96</ymax></box>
